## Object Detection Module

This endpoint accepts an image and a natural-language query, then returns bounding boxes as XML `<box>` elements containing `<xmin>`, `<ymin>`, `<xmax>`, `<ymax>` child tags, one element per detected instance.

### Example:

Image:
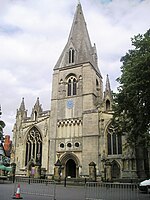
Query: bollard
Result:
<box><xmin>64</xmin><ymin>176</ymin><xmax>67</xmax><ymax>187</ymax></box>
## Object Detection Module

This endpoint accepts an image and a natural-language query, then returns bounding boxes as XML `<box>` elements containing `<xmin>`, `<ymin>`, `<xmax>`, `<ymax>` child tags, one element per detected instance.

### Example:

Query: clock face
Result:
<box><xmin>67</xmin><ymin>100</ymin><xmax>74</xmax><ymax>109</ymax></box>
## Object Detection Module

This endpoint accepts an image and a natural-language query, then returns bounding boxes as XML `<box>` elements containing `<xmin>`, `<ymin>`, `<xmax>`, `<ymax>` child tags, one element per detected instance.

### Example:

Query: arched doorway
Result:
<box><xmin>66</xmin><ymin>159</ymin><xmax>76</xmax><ymax>178</ymax></box>
<box><xmin>60</xmin><ymin>153</ymin><xmax>80</xmax><ymax>178</ymax></box>
<box><xmin>111</xmin><ymin>161</ymin><xmax>120</xmax><ymax>179</ymax></box>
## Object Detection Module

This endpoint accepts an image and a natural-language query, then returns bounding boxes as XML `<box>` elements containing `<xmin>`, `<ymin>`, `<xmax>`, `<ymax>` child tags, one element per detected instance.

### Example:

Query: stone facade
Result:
<box><xmin>11</xmin><ymin>3</ymin><xmax>139</xmax><ymax>181</ymax></box>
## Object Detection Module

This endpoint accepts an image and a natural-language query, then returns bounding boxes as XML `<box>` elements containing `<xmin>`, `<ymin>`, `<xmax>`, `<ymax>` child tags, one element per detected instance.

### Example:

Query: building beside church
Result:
<box><xmin>4</xmin><ymin>135</ymin><xmax>12</xmax><ymax>158</ymax></box>
<box><xmin>12</xmin><ymin>2</ymin><xmax>146</xmax><ymax>181</ymax></box>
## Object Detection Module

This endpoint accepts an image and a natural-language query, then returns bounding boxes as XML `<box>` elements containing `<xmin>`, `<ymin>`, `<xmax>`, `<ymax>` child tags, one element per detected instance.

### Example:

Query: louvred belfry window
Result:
<box><xmin>73</xmin><ymin>78</ymin><xmax>77</xmax><ymax>95</ymax></box>
<box><xmin>68</xmin><ymin>79</ymin><xmax>71</xmax><ymax>96</ymax></box>
<box><xmin>67</xmin><ymin>76</ymin><xmax>77</xmax><ymax>96</ymax></box>
<box><xmin>69</xmin><ymin>48</ymin><xmax>75</xmax><ymax>64</ymax></box>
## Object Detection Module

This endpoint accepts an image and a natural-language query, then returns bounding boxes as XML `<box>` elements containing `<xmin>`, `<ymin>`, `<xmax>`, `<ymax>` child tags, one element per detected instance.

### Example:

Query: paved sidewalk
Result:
<box><xmin>0</xmin><ymin>181</ymin><xmax>85</xmax><ymax>200</ymax></box>
<box><xmin>0</xmin><ymin>181</ymin><xmax>149</xmax><ymax>200</ymax></box>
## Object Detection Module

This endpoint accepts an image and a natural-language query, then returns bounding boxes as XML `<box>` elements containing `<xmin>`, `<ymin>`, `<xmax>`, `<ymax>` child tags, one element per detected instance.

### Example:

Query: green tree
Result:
<box><xmin>0</xmin><ymin>107</ymin><xmax>5</xmax><ymax>143</ymax></box>
<box><xmin>113</xmin><ymin>29</ymin><xmax>150</xmax><ymax>178</ymax></box>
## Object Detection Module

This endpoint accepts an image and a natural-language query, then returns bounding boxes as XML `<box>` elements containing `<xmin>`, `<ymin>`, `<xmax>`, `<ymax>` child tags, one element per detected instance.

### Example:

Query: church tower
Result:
<box><xmin>49</xmin><ymin>2</ymin><xmax>103</xmax><ymax>178</ymax></box>
<box><xmin>12</xmin><ymin>2</ymin><xmax>140</xmax><ymax>181</ymax></box>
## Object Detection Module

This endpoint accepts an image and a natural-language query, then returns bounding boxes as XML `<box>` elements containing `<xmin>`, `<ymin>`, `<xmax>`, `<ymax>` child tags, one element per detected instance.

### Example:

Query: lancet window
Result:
<box><xmin>69</xmin><ymin>48</ymin><xmax>75</xmax><ymax>64</ymax></box>
<box><xmin>106</xmin><ymin>99</ymin><xmax>110</xmax><ymax>111</ymax></box>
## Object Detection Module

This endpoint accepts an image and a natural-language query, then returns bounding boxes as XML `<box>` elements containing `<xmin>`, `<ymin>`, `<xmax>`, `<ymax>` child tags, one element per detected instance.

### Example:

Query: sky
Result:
<box><xmin>0</xmin><ymin>0</ymin><xmax>150</xmax><ymax>138</ymax></box>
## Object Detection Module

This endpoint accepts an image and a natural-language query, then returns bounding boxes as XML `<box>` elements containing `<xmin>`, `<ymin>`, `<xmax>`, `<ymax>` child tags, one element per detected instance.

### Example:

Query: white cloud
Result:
<box><xmin>0</xmin><ymin>0</ymin><xmax>150</xmax><ymax>138</ymax></box>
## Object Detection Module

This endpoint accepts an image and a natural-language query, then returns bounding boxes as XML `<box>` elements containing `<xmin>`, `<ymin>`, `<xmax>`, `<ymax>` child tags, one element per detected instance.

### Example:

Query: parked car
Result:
<box><xmin>139</xmin><ymin>179</ymin><xmax>150</xmax><ymax>193</ymax></box>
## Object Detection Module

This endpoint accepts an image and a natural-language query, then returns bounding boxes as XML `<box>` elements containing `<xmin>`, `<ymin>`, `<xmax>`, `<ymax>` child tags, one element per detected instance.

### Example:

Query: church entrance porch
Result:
<box><xmin>59</xmin><ymin>153</ymin><xmax>80</xmax><ymax>178</ymax></box>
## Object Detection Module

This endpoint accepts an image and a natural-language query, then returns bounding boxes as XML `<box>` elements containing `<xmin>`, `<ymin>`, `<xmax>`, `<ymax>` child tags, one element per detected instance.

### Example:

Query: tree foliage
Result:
<box><xmin>113</xmin><ymin>29</ymin><xmax>150</xmax><ymax>148</ymax></box>
<box><xmin>0</xmin><ymin>108</ymin><xmax>5</xmax><ymax>143</ymax></box>
<box><xmin>0</xmin><ymin>120</ymin><xmax>5</xmax><ymax>143</ymax></box>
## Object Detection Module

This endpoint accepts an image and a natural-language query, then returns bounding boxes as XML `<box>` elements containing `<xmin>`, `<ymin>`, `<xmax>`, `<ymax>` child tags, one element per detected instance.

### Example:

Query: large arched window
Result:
<box><xmin>107</xmin><ymin>124</ymin><xmax>122</xmax><ymax>155</ymax></box>
<box><xmin>69</xmin><ymin>48</ymin><xmax>75</xmax><ymax>64</ymax></box>
<box><xmin>67</xmin><ymin>76</ymin><xmax>77</xmax><ymax>96</ymax></box>
<box><xmin>25</xmin><ymin>127</ymin><xmax>42</xmax><ymax>166</ymax></box>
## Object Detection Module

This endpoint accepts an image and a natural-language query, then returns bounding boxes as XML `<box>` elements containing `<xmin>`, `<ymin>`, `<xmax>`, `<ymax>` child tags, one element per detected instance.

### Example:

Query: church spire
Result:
<box><xmin>104</xmin><ymin>74</ymin><xmax>112</xmax><ymax>98</ymax></box>
<box><xmin>105</xmin><ymin>74</ymin><xmax>111</xmax><ymax>93</ymax></box>
<box><xmin>33</xmin><ymin>97</ymin><xmax>42</xmax><ymax>112</ymax></box>
<box><xmin>31</xmin><ymin>97</ymin><xmax>43</xmax><ymax>120</ymax></box>
<box><xmin>17</xmin><ymin>97</ymin><xmax>27</xmax><ymax>119</ymax></box>
<box><xmin>54</xmin><ymin>2</ymin><xmax>101</xmax><ymax>75</ymax></box>
<box><xmin>104</xmin><ymin>74</ymin><xmax>113</xmax><ymax>109</ymax></box>
<box><xmin>19</xmin><ymin>97</ymin><xmax>25</xmax><ymax>112</ymax></box>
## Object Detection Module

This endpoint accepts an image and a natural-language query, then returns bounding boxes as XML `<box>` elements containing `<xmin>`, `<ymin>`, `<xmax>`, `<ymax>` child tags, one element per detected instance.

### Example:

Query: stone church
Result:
<box><xmin>12</xmin><ymin>2</ymin><xmax>139</xmax><ymax>181</ymax></box>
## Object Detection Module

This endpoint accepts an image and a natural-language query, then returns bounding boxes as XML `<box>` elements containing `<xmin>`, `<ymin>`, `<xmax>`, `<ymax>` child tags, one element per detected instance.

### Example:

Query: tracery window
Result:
<box><xmin>67</xmin><ymin>76</ymin><xmax>77</xmax><ymax>96</ymax></box>
<box><xmin>69</xmin><ymin>48</ymin><xmax>75</xmax><ymax>64</ymax></box>
<box><xmin>25</xmin><ymin>127</ymin><xmax>42</xmax><ymax>166</ymax></box>
<box><xmin>107</xmin><ymin>124</ymin><xmax>122</xmax><ymax>155</ymax></box>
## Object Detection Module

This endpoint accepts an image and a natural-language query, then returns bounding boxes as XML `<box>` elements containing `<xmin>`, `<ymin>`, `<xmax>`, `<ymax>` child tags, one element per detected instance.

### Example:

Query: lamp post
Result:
<box><xmin>11</xmin><ymin>163</ymin><xmax>16</xmax><ymax>183</ymax></box>
<box><xmin>58</xmin><ymin>163</ymin><xmax>62</xmax><ymax>179</ymax></box>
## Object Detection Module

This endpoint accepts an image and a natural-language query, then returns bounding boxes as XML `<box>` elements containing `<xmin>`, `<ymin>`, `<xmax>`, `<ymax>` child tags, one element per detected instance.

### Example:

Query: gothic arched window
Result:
<box><xmin>68</xmin><ymin>79</ymin><xmax>71</xmax><ymax>96</ymax></box>
<box><xmin>73</xmin><ymin>78</ymin><xmax>77</xmax><ymax>95</ymax></box>
<box><xmin>34</xmin><ymin>111</ymin><xmax>37</xmax><ymax>121</ymax></box>
<box><xmin>107</xmin><ymin>124</ymin><xmax>122</xmax><ymax>155</ymax></box>
<box><xmin>67</xmin><ymin>76</ymin><xmax>77</xmax><ymax>96</ymax></box>
<box><xmin>69</xmin><ymin>48</ymin><xmax>75</xmax><ymax>64</ymax></box>
<box><xmin>106</xmin><ymin>99</ymin><xmax>110</xmax><ymax>111</ymax></box>
<box><xmin>25</xmin><ymin>127</ymin><xmax>42</xmax><ymax>166</ymax></box>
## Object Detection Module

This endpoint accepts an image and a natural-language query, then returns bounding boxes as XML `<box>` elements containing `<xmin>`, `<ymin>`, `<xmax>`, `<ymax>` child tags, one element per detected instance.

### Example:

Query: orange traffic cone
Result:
<box><xmin>12</xmin><ymin>184</ymin><xmax>23</xmax><ymax>199</ymax></box>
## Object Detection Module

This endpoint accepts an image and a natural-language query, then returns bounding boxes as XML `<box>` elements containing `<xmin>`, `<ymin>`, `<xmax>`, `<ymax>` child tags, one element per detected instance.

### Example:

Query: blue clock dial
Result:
<box><xmin>67</xmin><ymin>100</ymin><xmax>74</xmax><ymax>109</ymax></box>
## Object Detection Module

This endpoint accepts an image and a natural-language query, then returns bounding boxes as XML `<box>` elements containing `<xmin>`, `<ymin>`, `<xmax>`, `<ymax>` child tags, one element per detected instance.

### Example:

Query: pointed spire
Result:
<box><xmin>105</xmin><ymin>74</ymin><xmax>111</xmax><ymax>92</ymax></box>
<box><xmin>32</xmin><ymin>97</ymin><xmax>42</xmax><ymax>113</ymax></box>
<box><xmin>17</xmin><ymin>98</ymin><xmax>27</xmax><ymax>119</ymax></box>
<box><xmin>104</xmin><ymin>74</ymin><xmax>112</xmax><ymax>101</ymax></box>
<box><xmin>54</xmin><ymin>2</ymin><xmax>101</xmax><ymax>75</ymax></box>
<box><xmin>19</xmin><ymin>98</ymin><xmax>25</xmax><ymax>111</ymax></box>
<box><xmin>31</xmin><ymin>97</ymin><xmax>43</xmax><ymax>119</ymax></box>
<box><xmin>67</xmin><ymin>3</ymin><xmax>89</xmax><ymax>43</ymax></box>
<box><xmin>35</xmin><ymin>97</ymin><xmax>40</xmax><ymax>107</ymax></box>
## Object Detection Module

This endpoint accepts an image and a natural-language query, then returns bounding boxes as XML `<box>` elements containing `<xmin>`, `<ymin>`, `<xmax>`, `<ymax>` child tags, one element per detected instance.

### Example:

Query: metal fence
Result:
<box><xmin>12</xmin><ymin>177</ymin><xmax>56</xmax><ymax>200</ymax></box>
<box><xmin>85</xmin><ymin>182</ymin><xmax>139</xmax><ymax>200</ymax></box>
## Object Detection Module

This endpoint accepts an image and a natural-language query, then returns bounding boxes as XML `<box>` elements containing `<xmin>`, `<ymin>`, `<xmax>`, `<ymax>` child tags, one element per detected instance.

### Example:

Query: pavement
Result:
<box><xmin>0</xmin><ymin>181</ymin><xmax>85</xmax><ymax>200</ymax></box>
<box><xmin>0</xmin><ymin>180</ymin><xmax>149</xmax><ymax>200</ymax></box>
